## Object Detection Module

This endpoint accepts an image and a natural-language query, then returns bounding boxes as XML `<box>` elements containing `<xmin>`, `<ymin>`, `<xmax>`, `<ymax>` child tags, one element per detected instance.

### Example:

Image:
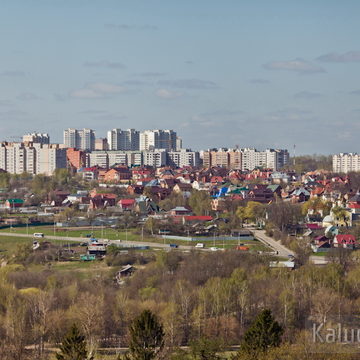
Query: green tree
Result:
<box><xmin>190</xmin><ymin>337</ymin><xmax>224</xmax><ymax>360</ymax></box>
<box><xmin>240</xmin><ymin>309</ymin><xmax>283</xmax><ymax>359</ymax></box>
<box><xmin>128</xmin><ymin>309</ymin><xmax>165</xmax><ymax>360</ymax></box>
<box><xmin>56</xmin><ymin>324</ymin><xmax>92</xmax><ymax>360</ymax></box>
<box><xmin>188</xmin><ymin>190</ymin><xmax>211</xmax><ymax>216</ymax></box>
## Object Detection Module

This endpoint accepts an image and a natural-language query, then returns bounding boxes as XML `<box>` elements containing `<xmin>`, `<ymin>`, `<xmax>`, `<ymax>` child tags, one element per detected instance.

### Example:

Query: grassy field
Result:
<box><xmin>0</xmin><ymin>234</ymin><xmax>79</xmax><ymax>257</ymax></box>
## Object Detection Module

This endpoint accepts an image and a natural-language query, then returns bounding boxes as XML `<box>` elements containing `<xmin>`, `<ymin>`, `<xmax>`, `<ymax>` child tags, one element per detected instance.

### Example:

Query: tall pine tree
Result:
<box><xmin>128</xmin><ymin>309</ymin><xmax>164</xmax><ymax>360</ymax></box>
<box><xmin>56</xmin><ymin>324</ymin><xmax>92</xmax><ymax>360</ymax></box>
<box><xmin>240</xmin><ymin>309</ymin><xmax>283</xmax><ymax>358</ymax></box>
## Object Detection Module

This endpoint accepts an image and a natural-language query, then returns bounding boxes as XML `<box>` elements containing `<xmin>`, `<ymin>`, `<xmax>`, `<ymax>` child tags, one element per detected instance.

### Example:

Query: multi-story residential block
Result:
<box><xmin>63</xmin><ymin>128</ymin><xmax>95</xmax><ymax>151</ymax></box>
<box><xmin>333</xmin><ymin>153</ymin><xmax>360</xmax><ymax>173</ymax></box>
<box><xmin>107</xmin><ymin>151</ymin><xmax>142</xmax><ymax>167</ymax></box>
<box><xmin>95</xmin><ymin>138</ymin><xmax>109</xmax><ymax>151</ymax></box>
<box><xmin>203</xmin><ymin>148</ymin><xmax>241</xmax><ymax>169</ymax></box>
<box><xmin>168</xmin><ymin>149</ymin><xmax>200</xmax><ymax>167</ymax></box>
<box><xmin>143</xmin><ymin>150</ymin><xmax>167</xmax><ymax>167</ymax></box>
<box><xmin>107</xmin><ymin>129</ymin><xmax>140</xmax><ymax>151</ymax></box>
<box><xmin>35</xmin><ymin>144</ymin><xmax>67</xmax><ymax>175</ymax></box>
<box><xmin>241</xmin><ymin>148</ymin><xmax>289</xmax><ymax>171</ymax></box>
<box><xmin>140</xmin><ymin>130</ymin><xmax>177</xmax><ymax>151</ymax></box>
<box><xmin>87</xmin><ymin>151</ymin><xmax>143</xmax><ymax>169</ymax></box>
<box><xmin>22</xmin><ymin>132</ymin><xmax>50</xmax><ymax>144</ymax></box>
<box><xmin>87</xmin><ymin>151</ymin><xmax>109</xmax><ymax>169</ymax></box>
<box><xmin>203</xmin><ymin>147</ymin><xmax>288</xmax><ymax>171</ymax></box>
<box><xmin>0</xmin><ymin>142</ymin><xmax>66</xmax><ymax>175</ymax></box>
<box><xmin>228</xmin><ymin>149</ymin><xmax>242</xmax><ymax>169</ymax></box>
<box><xmin>176</xmin><ymin>136</ymin><xmax>183</xmax><ymax>151</ymax></box>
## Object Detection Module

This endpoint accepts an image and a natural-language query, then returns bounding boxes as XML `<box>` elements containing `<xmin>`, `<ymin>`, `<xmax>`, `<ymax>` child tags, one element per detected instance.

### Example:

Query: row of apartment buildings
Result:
<box><xmin>0</xmin><ymin>142</ymin><xmax>291</xmax><ymax>176</ymax></box>
<box><xmin>64</xmin><ymin>128</ymin><xmax>181</xmax><ymax>152</ymax></box>
<box><xmin>0</xmin><ymin>142</ymin><xmax>66</xmax><ymax>175</ymax></box>
<box><xmin>73</xmin><ymin>148</ymin><xmax>200</xmax><ymax>169</ymax></box>
<box><xmin>203</xmin><ymin>148</ymin><xmax>289</xmax><ymax>172</ymax></box>
<box><xmin>0</xmin><ymin>131</ymin><xmax>290</xmax><ymax>175</ymax></box>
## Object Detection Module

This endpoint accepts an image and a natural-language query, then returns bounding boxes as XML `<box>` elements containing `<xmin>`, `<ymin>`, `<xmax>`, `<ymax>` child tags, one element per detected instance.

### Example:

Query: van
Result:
<box><xmin>33</xmin><ymin>233</ymin><xmax>44</xmax><ymax>238</ymax></box>
<box><xmin>195</xmin><ymin>243</ymin><xmax>205</xmax><ymax>248</ymax></box>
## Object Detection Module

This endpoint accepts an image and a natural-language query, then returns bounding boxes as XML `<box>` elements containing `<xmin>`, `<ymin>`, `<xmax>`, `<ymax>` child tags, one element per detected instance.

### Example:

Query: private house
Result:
<box><xmin>290</xmin><ymin>188</ymin><xmax>311</xmax><ymax>203</ymax></box>
<box><xmin>135</xmin><ymin>199</ymin><xmax>161</xmax><ymax>215</ymax></box>
<box><xmin>247</xmin><ymin>188</ymin><xmax>274</xmax><ymax>204</ymax></box>
<box><xmin>89</xmin><ymin>194</ymin><xmax>116</xmax><ymax>210</ymax></box>
<box><xmin>127</xmin><ymin>185</ymin><xmax>144</xmax><ymax>195</ymax></box>
<box><xmin>333</xmin><ymin>234</ymin><xmax>357</xmax><ymax>249</ymax></box>
<box><xmin>311</xmin><ymin>235</ymin><xmax>331</xmax><ymax>253</ymax></box>
<box><xmin>47</xmin><ymin>190</ymin><xmax>70</xmax><ymax>206</ymax></box>
<box><xmin>103</xmin><ymin>167</ymin><xmax>131</xmax><ymax>183</ymax></box>
<box><xmin>118</xmin><ymin>199</ymin><xmax>137</xmax><ymax>211</ymax></box>
<box><xmin>116</xmin><ymin>265</ymin><xmax>135</xmax><ymax>285</ymax></box>
<box><xmin>5</xmin><ymin>198</ymin><xmax>24</xmax><ymax>209</ymax></box>
<box><xmin>168</xmin><ymin>206</ymin><xmax>192</xmax><ymax>216</ymax></box>
<box><xmin>173</xmin><ymin>183</ymin><xmax>193</xmax><ymax>197</ymax></box>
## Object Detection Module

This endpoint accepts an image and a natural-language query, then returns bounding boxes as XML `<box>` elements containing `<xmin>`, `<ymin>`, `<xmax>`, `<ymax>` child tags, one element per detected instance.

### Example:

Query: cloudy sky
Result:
<box><xmin>1</xmin><ymin>0</ymin><xmax>360</xmax><ymax>154</ymax></box>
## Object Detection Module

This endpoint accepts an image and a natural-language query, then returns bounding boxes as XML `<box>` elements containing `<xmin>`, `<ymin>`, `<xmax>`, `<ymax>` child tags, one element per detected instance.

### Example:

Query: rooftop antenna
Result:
<box><xmin>293</xmin><ymin>144</ymin><xmax>296</xmax><ymax>167</ymax></box>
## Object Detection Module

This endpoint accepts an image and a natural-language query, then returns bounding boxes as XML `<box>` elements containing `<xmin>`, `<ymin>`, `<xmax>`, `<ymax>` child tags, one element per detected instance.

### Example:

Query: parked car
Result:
<box><xmin>33</xmin><ymin>233</ymin><xmax>44</xmax><ymax>238</ymax></box>
<box><xmin>210</xmin><ymin>247</ymin><xmax>218</xmax><ymax>251</ymax></box>
<box><xmin>169</xmin><ymin>244</ymin><xmax>178</xmax><ymax>248</ymax></box>
<box><xmin>195</xmin><ymin>243</ymin><xmax>205</xmax><ymax>248</ymax></box>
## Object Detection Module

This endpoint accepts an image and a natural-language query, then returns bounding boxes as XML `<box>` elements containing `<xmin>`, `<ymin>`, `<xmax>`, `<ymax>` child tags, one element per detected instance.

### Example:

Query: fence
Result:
<box><xmin>160</xmin><ymin>235</ymin><xmax>255</xmax><ymax>242</ymax></box>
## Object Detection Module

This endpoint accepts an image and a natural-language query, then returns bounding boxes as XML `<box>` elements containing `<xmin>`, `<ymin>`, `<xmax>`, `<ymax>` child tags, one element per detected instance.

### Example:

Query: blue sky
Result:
<box><xmin>0</xmin><ymin>0</ymin><xmax>360</xmax><ymax>154</ymax></box>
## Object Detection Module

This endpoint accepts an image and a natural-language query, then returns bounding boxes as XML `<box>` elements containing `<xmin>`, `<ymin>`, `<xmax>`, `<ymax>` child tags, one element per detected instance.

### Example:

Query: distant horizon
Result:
<box><xmin>1</xmin><ymin>1</ymin><xmax>360</xmax><ymax>154</ymax></box>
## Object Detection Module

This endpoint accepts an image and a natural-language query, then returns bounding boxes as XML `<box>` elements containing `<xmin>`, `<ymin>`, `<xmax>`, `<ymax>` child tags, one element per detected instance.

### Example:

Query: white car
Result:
<box><xmin>210</xmin><ymin>247</ymin><xmax>218</xmax><ymax>251</ymax></box>
<box><xmin>195</xmin><ymin>243</ymin><xmax>205</xmax><ymax>248</ymax></box>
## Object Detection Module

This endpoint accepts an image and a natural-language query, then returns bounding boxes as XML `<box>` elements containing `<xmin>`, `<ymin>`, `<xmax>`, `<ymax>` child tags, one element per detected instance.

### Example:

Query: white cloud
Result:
<box><xmin>155</xmin><ymin>89</ymin><xmax>182</xmax><ymax>99</ymax></box>
<box><xmin>317</xmin><ymin>51</ymin><xmax>360</xmax><ymax>63</ymax></box>
<box><xmin>263</xmin><ymin>58</ymin><xmax>325</xmax><ymax>74</ymax></box>
<box><xmin>70</xmin><ymin>82</ymin><xmax>126</xmax><ymax>99</ymax></box>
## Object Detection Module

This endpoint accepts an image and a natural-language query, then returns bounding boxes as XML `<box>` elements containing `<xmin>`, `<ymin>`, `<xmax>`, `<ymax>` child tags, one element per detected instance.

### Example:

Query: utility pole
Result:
<box><xmin>293</xmin><ymin>144</ymin><xmax>296</xmax><ymax>167</ymax></box>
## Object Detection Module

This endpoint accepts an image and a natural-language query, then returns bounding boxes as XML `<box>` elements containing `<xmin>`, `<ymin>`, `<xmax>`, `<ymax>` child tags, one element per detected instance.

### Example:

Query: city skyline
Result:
<box><xmin>0</xmin><ymin>1</ymin><xmax>360</xmax><ymax>154</ymax></box>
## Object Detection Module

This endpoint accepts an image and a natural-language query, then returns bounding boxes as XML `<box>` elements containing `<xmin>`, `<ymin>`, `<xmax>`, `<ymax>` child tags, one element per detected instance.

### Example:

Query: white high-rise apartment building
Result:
<box><xmin>0</xmin><ymin>142</ymin><xmax>66</xmax><ymax>175</ymax></box>
<box><xmin>35</xmin><ymin>144</ymin><xmax>67</xmax><ymax>175</ymax></box>
<box><xmin>22</xmin><ymin>133</ymin><xmax>50</xmax><ymax>144</ymax></box>
<box><xmin>107</xmin><ymin>129</ymin><xmax>140</xmax><ymax>151</ymax></box>
<box><xmin>333</xmin><ymin>153</ymin><xmax>360</xmax><ymax>173</ymax></box>
<box><xmin>168</xmin><ymin>149</ymin><xmax>200</xmax><ymax>167</ymax></box>
<box><xmin>88</xmin><ymin>151</ymin><xmax>143</xmax><ymax>168</ymax></box>
<box><xmin>63</xmin><ymin>128</ymin><xmax>95</xmax><ymax>151</ymax></box>
<box><xmin>140</xmin><ymin>130</ymin><xmax>177</xmax><ymax>151</ymax></box>
<box><xmin>143</xmin><ymin>150</ymin><xmax>167</xmax><ymax>167</ymax></box>
<box><xmin>241</xmin><ymin>148</ymin><xmax>289</xmax><ymax>171</ymax></box>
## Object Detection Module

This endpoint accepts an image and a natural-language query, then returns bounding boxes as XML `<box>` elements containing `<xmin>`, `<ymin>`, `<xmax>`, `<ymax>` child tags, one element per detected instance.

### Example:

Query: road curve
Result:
<box><xmin>252</xmin><ymin>229</ymin><xmax>294</xmax><ymax>258</ymax></box>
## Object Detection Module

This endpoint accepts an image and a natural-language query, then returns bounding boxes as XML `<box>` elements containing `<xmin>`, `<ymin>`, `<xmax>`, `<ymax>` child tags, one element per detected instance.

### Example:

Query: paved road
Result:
<box><xmin>0</xmin><ymin>232</ymin><xmax>196</xmax><ymax>251</ymax></box>
<box><xmin>251</xmin><ymin>229</ymin><xmax>295</xmax><ymax>258</ymax></box>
